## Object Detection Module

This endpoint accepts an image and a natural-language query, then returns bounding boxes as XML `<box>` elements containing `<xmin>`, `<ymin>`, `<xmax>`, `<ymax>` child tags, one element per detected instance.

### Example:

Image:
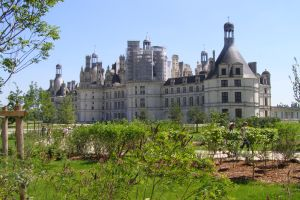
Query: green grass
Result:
<box><xmin>24</xmin><ymin>159</ymin><xmax>300</xmax><ymax>200</ymax></box>
<box><xmin>228</xmin><ymin>181</ymin><xmax>300</xmax><ymax>200</ymax></box>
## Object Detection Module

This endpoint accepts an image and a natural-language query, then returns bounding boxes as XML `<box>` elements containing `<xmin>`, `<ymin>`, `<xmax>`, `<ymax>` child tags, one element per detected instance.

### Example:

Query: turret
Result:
<box><xmin>224</xmin><ymin>22</ymin><xmax>234</xmax><ymax>46</ymax></box>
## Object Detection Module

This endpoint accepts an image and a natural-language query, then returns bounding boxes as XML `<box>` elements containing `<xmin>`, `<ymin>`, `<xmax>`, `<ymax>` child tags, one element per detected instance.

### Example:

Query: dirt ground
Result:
<box><xmin>216</xmin><ymin>160</ymin><xmax>300</xmax><ymax>183</ymax></box>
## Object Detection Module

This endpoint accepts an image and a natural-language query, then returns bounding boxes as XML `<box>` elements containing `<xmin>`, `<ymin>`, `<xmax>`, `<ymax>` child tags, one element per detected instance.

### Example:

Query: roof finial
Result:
<box><xmin>145</xmin><ymin>32</ymin><xmax>150</xmax><ymax>40</ymax></box>
<box><xmin>227</xmin><ymin>16</ymin><xmax>230</xmax><ymax>22</ymax></box>
<box><xmin>203</xmin><ymin>44</ymin><xmax>206</xmax><ymax>51</ymax></box>
<box><xmin>93</xmin><ymin>45</ymin><xmax>96</xmax><ymax>53</ymax></box>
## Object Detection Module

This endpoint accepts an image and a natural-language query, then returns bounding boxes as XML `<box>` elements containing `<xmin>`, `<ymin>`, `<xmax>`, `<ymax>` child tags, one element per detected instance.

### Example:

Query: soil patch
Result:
<box><xmin>216</xmin><ymin>160</ymin><xmax>300</xmax><ymax>183</ymax></box>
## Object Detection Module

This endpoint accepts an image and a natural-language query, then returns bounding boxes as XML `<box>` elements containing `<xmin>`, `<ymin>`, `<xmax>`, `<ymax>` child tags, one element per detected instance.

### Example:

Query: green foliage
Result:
<box><xmin>210</xmin><ymin>111</ymin><xmax>229</xmax><ymax>127</ymax></box>
<box><xmin>290</xmin><ymin>57</ymin><xmax>300</xmax><ymax>103</ymax></box>
<box><xmin>237</xmin><ymin>116</ymin><xmax>281</xmax><ymax>128</ymax></box>
<box><xmin>275</xmin><ymin>122</ymin><xmax>300</xmax><ymax>161</ymax></box>
<box><xmin>23</xmin><ymin>82</ymin><xmax>42</xmax><ymax>121</ymax></box>
<box><xmin>202</xmin><ymin>124</ymin><xmax>227</xmax><ymax>154</ymax></box>
<box><xmin>39</xmin><ymin>90</ymin><xmax>56</xmax><ymax>123</ymax></box>
<box><xmin>0</xmin><ymin>0</ymin><xmax>63</xmax><ymax>90</ymax></box>
<box><xmin>168</xmin><ymin>103</ymin><xmax>183</xmax><ymax>123</ymax></box>
<box><xmin>57</xmin><ymin>95</ymin><xmax>75</xmax><ymax>124</ymax></box>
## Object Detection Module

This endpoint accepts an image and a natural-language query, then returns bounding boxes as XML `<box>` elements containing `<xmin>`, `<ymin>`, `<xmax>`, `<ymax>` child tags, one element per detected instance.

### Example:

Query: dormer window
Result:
<box><xmin>196</xmin><ymin>76</ymin><xmax>200</xmax><ymax>83</ymax></box>
<box><xmin>236</xmin><ymin>68</ymin><xmax>241</xmax><ymax>75</ymax></box>
<box><xmin>171</xmin><ymin>79</ymin><xmax>175</xmax><ymax>86</ymax></box>
<box><xmin>183</xmin><ymin>77</ymin><xmax>187</xmax><ymax>84</ymax></box>
<box><xmin>221</xmin><ymin>68</ymin><xmax>226</xmax><ymax>75</ymax></box>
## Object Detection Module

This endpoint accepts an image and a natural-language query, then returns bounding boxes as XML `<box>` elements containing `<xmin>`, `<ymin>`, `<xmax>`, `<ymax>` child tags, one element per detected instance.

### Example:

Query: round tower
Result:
<box><xmin>224</xmin><ymin>22</ymin><xmax>234</xmax><ymax>46</ymax></box>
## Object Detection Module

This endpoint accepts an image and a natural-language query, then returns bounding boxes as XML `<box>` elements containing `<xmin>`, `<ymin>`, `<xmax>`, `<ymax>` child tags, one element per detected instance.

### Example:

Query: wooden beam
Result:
<box><xmin>0</xmin><ymin>110</ymin><xmax>27</xmax><ymax>117</ymax></box>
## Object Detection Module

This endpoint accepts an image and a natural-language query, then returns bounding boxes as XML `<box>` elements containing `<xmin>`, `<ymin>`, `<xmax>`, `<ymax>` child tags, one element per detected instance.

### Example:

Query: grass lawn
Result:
<box><xmin>23</xmin><ymin>159</ymin><xmax>300</xmax><ymax>199</ymax></box>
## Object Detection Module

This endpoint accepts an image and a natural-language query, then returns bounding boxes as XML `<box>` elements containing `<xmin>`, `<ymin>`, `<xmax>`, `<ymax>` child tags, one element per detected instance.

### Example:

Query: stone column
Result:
<box><xmin>15</xmin><ymin>104</ymin><xmax>24</xmax><ymax>160</ymax></box>
<box><xmin>1</xmin><ymin>106</ymin><xmax>8</xmax><ymax>156</ymax></box>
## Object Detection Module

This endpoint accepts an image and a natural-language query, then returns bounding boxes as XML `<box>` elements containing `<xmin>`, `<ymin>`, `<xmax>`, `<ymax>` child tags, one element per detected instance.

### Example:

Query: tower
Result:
<box><xmin>143</xmin><ymin>35</ymin><xmax>151</xmax><ymax>50</ymax></box>
<box><xmin>224</xmin><ymin>22</ymin><xmax>234</xmax><ymax>46</ymax></box>
<box><xmin>201</xmin><ymin>51</ymin><xmax>208</xmax><ymax>68</ymax></box>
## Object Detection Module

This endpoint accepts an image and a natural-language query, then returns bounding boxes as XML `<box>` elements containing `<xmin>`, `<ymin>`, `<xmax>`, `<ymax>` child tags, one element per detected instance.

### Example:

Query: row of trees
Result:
<box><xmin>6</xmin><ymin>82</ymin><xmax>75</xmax><ymax>124</ymax></box>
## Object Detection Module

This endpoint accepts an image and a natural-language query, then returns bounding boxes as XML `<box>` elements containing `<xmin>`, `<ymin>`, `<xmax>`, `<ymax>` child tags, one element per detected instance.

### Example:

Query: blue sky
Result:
<box><xmin>1</xmin><ymin>0</ymin><xmax>300</xmax><ymax>106</ymax></box>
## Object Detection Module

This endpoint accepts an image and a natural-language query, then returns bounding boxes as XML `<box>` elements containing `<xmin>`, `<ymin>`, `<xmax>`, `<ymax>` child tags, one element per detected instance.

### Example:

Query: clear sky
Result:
<box><xmin>1</xmin><ymin>0</ymin><xmax>299</xmax><ymax>106</ymax></box>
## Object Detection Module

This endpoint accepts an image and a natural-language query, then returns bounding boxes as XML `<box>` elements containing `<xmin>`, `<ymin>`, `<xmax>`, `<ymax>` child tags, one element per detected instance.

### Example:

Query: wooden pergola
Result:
<box><xmin>0</xmin><ymin>104</ymin><xmax>27</xmax><ymax>159</ymax></box>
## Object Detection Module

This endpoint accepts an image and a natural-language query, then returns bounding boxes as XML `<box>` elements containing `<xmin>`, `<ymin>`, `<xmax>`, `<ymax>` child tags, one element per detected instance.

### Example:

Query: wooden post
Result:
<box><xmin>1</xmin><ymin>106</ymin><xmax>8</xmax><ymax>156</ymax></box>
<box><xmin>15</xmin><ymin>104</ymin><xmax>24</xmax><ymax>160</ymax></box>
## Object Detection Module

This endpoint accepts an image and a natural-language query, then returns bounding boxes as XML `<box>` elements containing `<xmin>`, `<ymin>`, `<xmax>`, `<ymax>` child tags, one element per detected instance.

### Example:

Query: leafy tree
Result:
<box><xmin>0</xmin><ymin>0</ymin><xmax>62</xmax><ymax>91</ymax></box>
<box><xmin>39</xmin><ymin>90</ymin><xmax>56</xmax><ymax>123</ymax></box>
<box><xmin>210</xmin><ymin>111</ymin><xmax>229</xmax><ymax>127</ymax></box>
<box><xmin>7</xmin><ymin>82</ymin><xmax>24</xmax><ymax>110</ymax></box>
<box><xmin>168</xmin><ymin>103</ymin><xmax>183</xmax><ymax>123</ymax></box>
<box><xmin>23</xmin><ymin>82</ymin><xmax>42</xmax><ymax>121</ymax></box>
<box><xmin>57</xmin><ymin>95</ymin><xmax>75</xmax><ymax>124</ymax></box>
<box><xmin>290</xmin><ymin>57</ymin><xmax>300</xmax><ymax>103</ymax></box>
<box><xmin>187</xmin><ymin>106</ymin><xmax>206</xmax><ymax>132</ymax></box>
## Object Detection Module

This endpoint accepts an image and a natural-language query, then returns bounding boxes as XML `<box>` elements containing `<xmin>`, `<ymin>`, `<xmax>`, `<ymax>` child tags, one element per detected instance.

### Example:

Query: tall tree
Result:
<box><xmin>23</xmin><ymin>82</ymin><xmax>42</xmax><ymax>121</ymax></box>
<box><xmin>187</xmin><ymin>106</ymin><xmax>206</xmax><ymax>132</ymax></box>
<box><xmin>57</xmin><ymin>95</ymin><xmax>75</xmax><ymax>124</ymax></box>
<box><xmin>290</xmin><ymin>57</ymin><xmax>300</xmax><ymax>103</ymax></box>
<box><xmin>168</xmin><ymin>103</ymin><xmax>183</xmax><ymax>123</ymax></box>
<box><xmin>39</xmin><ymin>90</ymin><xmax>56</xmax><ymax>123</ymax></box>
<box><xmin>0</xmin><ymin>0</ymin><xmax>62</xmax><ymax>91</ymax></box>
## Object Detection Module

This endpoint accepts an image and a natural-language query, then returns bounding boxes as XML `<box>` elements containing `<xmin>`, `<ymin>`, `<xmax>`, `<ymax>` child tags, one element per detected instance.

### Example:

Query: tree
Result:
<box><xmin>290</xmin><ymin>57</ymin><xmax>300</xmax><ymax>103</ymax></box>
<box><xmin>0</xmin><ymin>0</ymin><xmax>62</xmax><ymax>91</ymax></box>
<box><xmin>57</xmin><ymin>95</ymin><xmax>75</xmax><ymax>124</ymax></box>
<box><xmin>23</xmin><ymin>82</ymin><xmax>42</xmax><ymax>121</ymax></box>
<box><xmin>168</xmin><ymin>103</ymin><xmax>183</xmax><ymax>123</ymax></box>
<box><xmin>7</xmin><ymin>82</ymin><xmax>23</xmax><ymax>110</ymax></box>
<box><xmin>39</xmin><ymin>90</ymin><xmax>56</xmax><ymax>123</ymax></box>
<box><xmin>187</xmin><ymin>106</ymin><xmax>206</xmax><ymax>132</ymax></box>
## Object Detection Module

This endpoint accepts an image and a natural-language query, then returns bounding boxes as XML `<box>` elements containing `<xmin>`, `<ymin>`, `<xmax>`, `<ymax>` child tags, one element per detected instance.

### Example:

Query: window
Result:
<box><xmin>222</xmin><ymin>92</ymin><xmax>228</xmax><ymax>103</ymax></box>
<box><xmin>236</xmin><ymin>68</ymin><xmax>241</xmax><ymax>75</ymax></box>
<box><xmin>264</xmin><ymin>98</ymin><xmax>268</xmax><ymax>106</ymax></box>
<box><xmin>222</xmin><ymin>109</ymin><xmax>228</xmax><ymax>113</ymax></box>
<box><xmin>114</xmin><ymin>102</ymin><xmax>117</xmax><ymax>109</ymax></box>
<box><xmin>196</xmin><ymin>86</ymin><xmax>199</xmax><ymax>92</ymax></box>
<box><xmin>140</xmin><ymin>86</ymin><xmax>145</xmax><ymax>95</ymax></box>
<box><xmin>165</xmin><ymin>98</ymin><xmax>169</xmax><ymax>107</ymax></box>
<box><xmin>202</xmin><ymin>96</ymin><xmax>204</xmax><ymax>104</ymax></box>
<box><xmin>183</xmin><ymin>97</ymin><xmax>187</xmax><ymax>106</ymax></box>
<box><xmin>177</xmin><ymin>97</ymin><xmax>181</xmax><ymax>106</ymax></box>
<box><xmin>235</xmin><ymin>92</ymin><xmax>242</xmax><ymax>103</ymax></box>
<box><xmin>171</xmin><ymin>98</ymin><xmax>174</xmax><ymax>105</ymax></box>
<box><xmin>189</xmin><ymin>86</ymin><xmax>193</xmax><ymax>92</ymax></box>
<box><xmin>140</xmin><ymin>98</ymin><xmax>145</xmax><ymax>108</ymax></box>
<box><xmin>135</xmin><ymin>86</ymin><xmax>137</xmax><ymax>95</ymax></box>
<box><xmin>114</xmin><ymin>91</ymin><xmax>117</xmax><ymax>98</ymax></box>
<box><xmin>91</xmin><ymin>106</ymin><xmax>94</xmax><ymax>110</ymax></box>
<box><xmin>177</xmin><ymin>87</ymin><xmax>180</xmax><ymax>93</ymax></box>
<box><xmin>92</xmin><ymin>96</ymin><xmax>95</xmax><ymax>99</ymax></box>
<box><xmin>291</xmin><ymin>112</ymin><xmax>294</xmax><ymax>118</ymax></box>
<box><xmin>221</xmin><ymin>68</ymin><xmax>226</xmax><ymax>75</ymax></box>
<box><xmin>265</xmin><ymin>110</ymin><xmax>268</xmax><ymax>117</ymax></box>
<box><xmin>202</xmin><ymin>85</ymin><xmax>204</xmax><ymax>91</ymax></box>
<box><xmin>165</xmin><ymin>88</ymin><xmax>168</xmax><ymax>94</ymax></box>
<box><xmin>221</xmin><ymin>80</ymin><xmax>228</xmax><ymax>87</ymax></box>
<box><xmin>183</xmin><ymin>87</ymin><xmax>186</xmax><ymax>93</ymax></box>
<box><xmin>135</xmin><ymin>99</ymin><xmax>137</xmax><ymax>107</ymax></box>
<box><xmin>235</xmin><ymin>108</ymin><xmax>242</xmax><ymax>118</ymax></box>
<box><xmin>264</xmin><ymin>88</ymin><xmax>267</xmax><ymax>94</ymax></box>
<box><xmin>171</xmin><ymin>88</ymin><xmax>174</xmax><ymax>94</ymax></box>
<box><xmin>121</xmin><ymin>91</ymin><xmax>125</xmax><ymax>98</ymax></box>
<box><xmin>234</xmin><ymin>79</ymin><xmax>241</xmax><ymax>87</ymax></box>
<box><xmin>189</xmin><ymin>97</ymin><xmax>193</xmax><ymax>106</ymax></box>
